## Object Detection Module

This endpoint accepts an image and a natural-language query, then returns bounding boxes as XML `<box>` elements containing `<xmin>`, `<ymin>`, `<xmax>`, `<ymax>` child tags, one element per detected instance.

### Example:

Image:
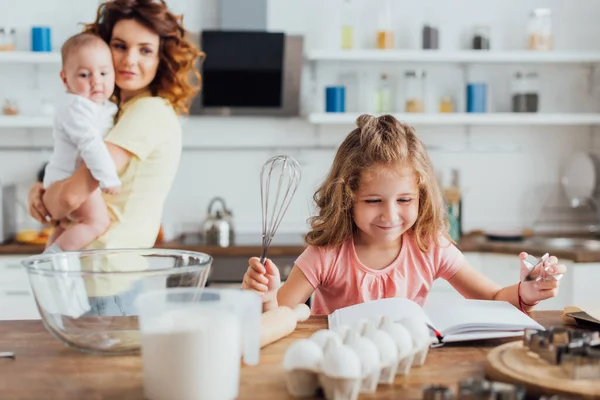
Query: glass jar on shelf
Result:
<box><xmin>472</xmin><ymin>26</ymin><xmax>490</xmax><ymax>50</ymax></box>
<box><xmin>340</xmin><ymin>0</ymin><xmax>354</xmax><ymax>49</ymax></box>
<box><xmin>376</xmin><ymin>0</ymin><xmax>394</xmax><ymax>49</ymax></box>
<box><xmin>405</xmin><ymin>70</ymin><xmax>425</xmax><ymax>113</ymax></box>
<box><xmin>439</xmin><ymin>95</ymin><xmax>454</xmax><ymax>113</ymax></box>
<box><xmin>511</xmin><ymin>71</ymin><xmax>539</xmax><ymax>113</ymax></box>
<box><xmin>375</xmin><ymin>73</ymin><xmax>393</xmax><ymax>113</ymax></box>
<box><xmin>2</xmin><ymin>99</ymin><xmax>19</xmax><ymax>115</ymax></box>
<box><xmin>528</xmin><ymin>8</ymin><xmax>552</xmax><ymax>51</ymax></box>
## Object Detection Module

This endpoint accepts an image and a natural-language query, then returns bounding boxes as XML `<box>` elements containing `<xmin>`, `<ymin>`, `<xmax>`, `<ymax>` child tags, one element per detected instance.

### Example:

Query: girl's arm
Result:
<box><xmin>275</xmin><ymin>266</ymin><xmax>316</xmax><ymax>309</ymax></box>
<box><xmin>446</xmin><ymin>253</ymin><xmax>566</xmax><ymax>312</ymax></box>
<box><xmin>43</xmin><ymin>143</ymin><xmax>133</xmax><ymax>220</ymax></box>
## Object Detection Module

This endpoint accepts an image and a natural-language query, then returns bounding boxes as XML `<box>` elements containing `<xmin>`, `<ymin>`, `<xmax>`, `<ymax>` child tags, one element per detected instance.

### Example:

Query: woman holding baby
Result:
<box><xmin>28</xmin><ymin>0</ymin><xmax>201</xmax><ymax>251</ymax></box>
<box><xmin>26</xmin><ymin>0</ymin><xmax>201</xmax><ymax>316</ymax></box>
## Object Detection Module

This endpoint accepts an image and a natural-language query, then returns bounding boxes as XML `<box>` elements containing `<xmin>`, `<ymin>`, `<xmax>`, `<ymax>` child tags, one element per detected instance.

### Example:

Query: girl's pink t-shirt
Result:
<box><xmin>295</xmin><ymin>233</ymin><xmax>464</xmax><ymax>315</ymax></box>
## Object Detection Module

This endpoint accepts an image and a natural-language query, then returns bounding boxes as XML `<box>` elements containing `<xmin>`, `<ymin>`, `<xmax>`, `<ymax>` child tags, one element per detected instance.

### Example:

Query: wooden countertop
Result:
<box><xmin>0</xmin><ymin>311</ymin><xmax>563</xmax><ymax>399</ymax></box>
<box><xmin>3</xmin><ymin>233</ymin><xmax>600</xmax><ymax>262</ymax></box>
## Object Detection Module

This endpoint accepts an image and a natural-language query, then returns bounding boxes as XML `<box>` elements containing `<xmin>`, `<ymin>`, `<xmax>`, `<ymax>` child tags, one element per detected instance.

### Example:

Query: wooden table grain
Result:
<box><xmin>0</xmin><ymin>311</ymin><xmax>564</xmax><ymax>400</ymax></box>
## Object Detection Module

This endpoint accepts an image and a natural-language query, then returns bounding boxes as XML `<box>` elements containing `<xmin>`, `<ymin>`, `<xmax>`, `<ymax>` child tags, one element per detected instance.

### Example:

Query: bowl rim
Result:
<box><xmin>20</xmin><ymin>248</ymin><xmax>213</xmax><ymax>275</ymax></box>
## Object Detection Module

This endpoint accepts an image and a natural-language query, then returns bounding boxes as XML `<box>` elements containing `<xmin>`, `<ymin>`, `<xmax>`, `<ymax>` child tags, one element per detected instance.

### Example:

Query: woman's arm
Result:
<box><xmin>43</xmin><ymin>143</ymin><xmax>133</xmax><ymax>220</ymax></box>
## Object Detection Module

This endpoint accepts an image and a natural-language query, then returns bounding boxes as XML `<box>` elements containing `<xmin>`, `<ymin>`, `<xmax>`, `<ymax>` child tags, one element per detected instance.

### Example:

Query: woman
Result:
<box><xmin>29</xmin><ymin>0</ymin><xmax>201</xmax><ymax>250</ymax></box>
<box><xmin>27</xmin><ymin>0</ymin><xmax>202</xmax><ymax>316</ymax></box>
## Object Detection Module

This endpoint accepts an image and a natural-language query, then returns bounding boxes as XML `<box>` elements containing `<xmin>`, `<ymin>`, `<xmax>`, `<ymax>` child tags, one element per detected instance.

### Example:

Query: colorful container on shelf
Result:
<box><xmin>466</xmin><ymin>83</ymin><xmax>487</xmax><ymax>113</ymax></box>
<box><xmin>325</xmin><ymin>86</ymin><xmax>345</xmax><ymax>113</ymax></box>
<box><xmin>31</xmin><ymin>26</ymin><xmax>51</xmax><ymax>52</ymax></box>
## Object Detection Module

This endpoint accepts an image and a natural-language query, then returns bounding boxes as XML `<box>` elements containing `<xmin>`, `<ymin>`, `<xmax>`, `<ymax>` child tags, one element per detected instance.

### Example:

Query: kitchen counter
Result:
<box><xmin>0</xmin><ymin>232</ymin><xmax>307</xmax><ymax>257</ymax></box>
<box><xmin>458</xmin><ymin>234</ymin><xmax>600</xmax><ymax>263</ymax></box>
<box><xmin>0</xmin><ymin>311</ymin><xmax>563</xmax><ymax>399</ymax></box>
<box><xmin>2</xmin><ymin>232</ymin><xmax>600</xmax><ymax>262</ymax></box>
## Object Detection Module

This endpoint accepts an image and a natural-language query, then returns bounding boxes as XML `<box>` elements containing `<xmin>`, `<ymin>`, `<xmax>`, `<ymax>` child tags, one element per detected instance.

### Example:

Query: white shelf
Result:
<box><xmin>0</xmin><ymin>116</ymin><xmax>53</xmax><ymax>128</ymax></box>
<box><xmin>308</xmin><ymin>113</ymin><xmax>600</xmax><ymax>126</ymax></box>
<box><xmin>305</xmin><ymin>50</ymin><xmax>600</xmax><ymax>64</ymax></box>
<box><xmin>0</xmin><ymin>51</ymin><xmax>61</xmax><ymax>64</ymax></box>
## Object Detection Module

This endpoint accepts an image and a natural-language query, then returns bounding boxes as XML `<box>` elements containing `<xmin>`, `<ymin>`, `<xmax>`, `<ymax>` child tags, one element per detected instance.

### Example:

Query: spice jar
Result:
<box><xmin>528</xmin><ymin>8</ymin><xmax>552</xmax><ymax>51</ymax></box>
<box><xmin>472</xmin><ymin>26</ymin><xmax>490</xmax><ymax>50</ymax></box>
<box><xmin>422</xmin><ymin>24</ymin><xmax>439</xmax><ymax>50</ymax></box>
<box><xmin>439</xmin><ymin>96</ymin><xmax>454</xmax><ymax>113</ymax></box>
<box><xmin>340</xmin><ymin>0</ymin><xmax>354</xmax><ymax>49</ymax></box>
<box><xmin>376</xmin><ymin>0</ymin><xmax>394</xmax><ymax>49</ymax></box>
<box><xmin>2</xmin><ymin>99</ymin><xmax>19</xmax><ymax>115</ymax></box>
<box><xmin>405</xmin><ymin>70</ymin><xmax>425</xmax><ymax>113</ymax></box>
<box><xmin>511</xmin><ymin>71</ymin><xmax>539</xmax><ymax>113</ymax></box>
<box><xmin>375</xmin><ymin>73</ymin><xmax>393</xmax><ymax>113</ymax></box>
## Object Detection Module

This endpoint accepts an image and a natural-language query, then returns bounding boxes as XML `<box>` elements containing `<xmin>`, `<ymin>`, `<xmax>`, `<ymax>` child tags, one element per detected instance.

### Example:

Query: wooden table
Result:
<box><xmin>0</xmin><ymin>311</ymin><xmax>563</xmax><ymax>399</ymax></box>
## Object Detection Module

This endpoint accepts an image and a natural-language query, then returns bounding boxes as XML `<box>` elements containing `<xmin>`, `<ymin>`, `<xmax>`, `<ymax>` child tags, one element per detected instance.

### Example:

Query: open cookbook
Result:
<box><xmin>327</xmin><ymin>297</ymin><xmax>545</xmax><ymax>343</ymax></box>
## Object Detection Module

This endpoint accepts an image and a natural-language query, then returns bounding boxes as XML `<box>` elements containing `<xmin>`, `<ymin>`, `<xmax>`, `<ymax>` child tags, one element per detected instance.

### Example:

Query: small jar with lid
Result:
<box><xmin>404</xmin><ymin>70</ymin><xmax>425</xmax><ymax>113</ymax></box>
<box><xmin>340</xmin><ymin>0</ymin><xmax>355</xmax><ymax>49</ymax></box>
<box><xmin>511</xmin><ymin>71</ymin><xmax>539</xmax><ymax>113</ymax></box>
<box><xmin>2</xmin><ymin>99</ymin><xmax>19</xmax><ymax>115</ymax></box>
<box><xmin>472</xmin><ymin>26</ymin><xmax>490</xmax><ymax>50</ymax></box>
<box><xmin>376</xmin><ymin>0</ymin><xmax>394</xmax><ymax>49</ymax></box>
<box><xmin>375</xmin><ymin>73</ymin><xmax>393</xmax><ymax>113</ymax></box>
<box><xmin>528</xmin><ymin>8</ymin><xmax>552</xmax><ymax>51</ymax></box>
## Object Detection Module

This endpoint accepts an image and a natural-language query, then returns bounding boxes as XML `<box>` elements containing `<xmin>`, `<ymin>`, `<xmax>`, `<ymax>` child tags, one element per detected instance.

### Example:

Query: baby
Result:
<box><xmin>43</xmin><ymin>33</ymin><xmax>120</xmax><ymax>253</ymax></box>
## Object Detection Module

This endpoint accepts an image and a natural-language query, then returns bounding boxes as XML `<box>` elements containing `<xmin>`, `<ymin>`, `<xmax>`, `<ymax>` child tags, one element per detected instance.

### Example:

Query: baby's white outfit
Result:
<box><xmin>44</xmin><ymin>93</ymin><xmax>120</xmax><ymax>189</ymax></box>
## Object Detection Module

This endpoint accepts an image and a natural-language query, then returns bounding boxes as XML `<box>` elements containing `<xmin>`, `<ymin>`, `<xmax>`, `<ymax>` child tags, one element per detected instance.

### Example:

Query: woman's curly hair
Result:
<box><xmin>84</xmin><ymin>0</ymin><xmax>203</xmax><ymax>115</ymax></box>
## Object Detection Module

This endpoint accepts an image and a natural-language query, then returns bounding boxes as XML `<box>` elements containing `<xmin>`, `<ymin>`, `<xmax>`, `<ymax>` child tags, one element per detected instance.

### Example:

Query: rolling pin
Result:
<box><xmin>260</xmin><ymin>304</ymin><xmax>311</xmax><ymax>348</ymax></box>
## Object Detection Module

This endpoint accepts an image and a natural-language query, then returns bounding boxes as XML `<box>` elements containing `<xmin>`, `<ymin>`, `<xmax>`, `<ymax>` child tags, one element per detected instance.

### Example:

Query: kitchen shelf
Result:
<box><xmin>305</xmin><ymin>50</ymin><xmax>600</xmax><ymax>64</ymax></box>
<box><xmin>0</xmin><ymin>51</ymin><xmax>61</xmax><ymax>64</ymax></box>
<box><xmin>0</xmin><ymin>116</ymin><xmax>53</xmax><ymax>128</ymax></box>
<box><xmin>308</xmin><ymin>113</ymin><xmax>600</xmax><ymax>126</ymax></box>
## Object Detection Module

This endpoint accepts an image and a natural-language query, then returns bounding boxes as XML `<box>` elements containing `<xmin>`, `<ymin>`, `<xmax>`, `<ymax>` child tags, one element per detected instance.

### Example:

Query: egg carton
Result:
<box><xmin>524</xmin><ymin>327</ymin><xmax>600</xmax><ymax>379</ymax></box>
<box><xmin>282</xmin><ymin>315</ymin><xmax>432</xmax><ymax>400</ymax></box>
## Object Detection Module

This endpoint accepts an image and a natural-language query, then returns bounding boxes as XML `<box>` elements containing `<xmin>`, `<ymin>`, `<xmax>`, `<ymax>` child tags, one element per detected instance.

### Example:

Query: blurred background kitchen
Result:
<box><xmin>1</xmin><ymin>0</ymin><xmax>600</xmax><ymax>317</ymax></box>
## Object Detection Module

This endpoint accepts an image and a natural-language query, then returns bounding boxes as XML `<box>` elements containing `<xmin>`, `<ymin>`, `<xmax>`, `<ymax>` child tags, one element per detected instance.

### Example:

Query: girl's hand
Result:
<box><xmin>242</xmin><ymin>257</ymin><xmax>281</xmax><ymax>305</ymax></box>
<box><xmin>28</xmin><ymin>182</ymin><xmax>50</xmax><ymax>223</ymax></box>
<box><xmin>518</xmin><ymin>252</ymin><xmax>567</xmax><ymax>305</ymax></box>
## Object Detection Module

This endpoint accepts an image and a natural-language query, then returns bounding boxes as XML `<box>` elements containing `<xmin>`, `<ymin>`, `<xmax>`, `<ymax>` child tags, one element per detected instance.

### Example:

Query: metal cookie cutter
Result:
<box><xmin>422</xmin><ymin>384</ymin><xmax>452</xmax><ymax>400</ymax></box>
<box><xmin>457</xmin><ymin>378</ymin><xmax>525</xmax><ymax>400</ymax></box>
<box><xmin>523</xmin><ymin>253</ymin><xmax>563</xmax><ymax>282</ymax></box>
<box><xmin>524</xmin><ymin>327</ymin><xmax>600</xmax><ymax>379</ymax></box>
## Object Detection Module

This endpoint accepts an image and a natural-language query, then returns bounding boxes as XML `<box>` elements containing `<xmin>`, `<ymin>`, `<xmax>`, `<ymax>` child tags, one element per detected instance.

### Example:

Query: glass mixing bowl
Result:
<box><xmin>21</xmin><ymin>248</ymin><xmax>212</xmax><ymax>355</ymax></box>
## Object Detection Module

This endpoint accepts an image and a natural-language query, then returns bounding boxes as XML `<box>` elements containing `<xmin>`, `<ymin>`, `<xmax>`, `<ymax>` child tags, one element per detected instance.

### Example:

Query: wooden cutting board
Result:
<box><xmin>485</xmin><ymin>341</ymin><xmax>600</xmax><ymax>399</ymax></box>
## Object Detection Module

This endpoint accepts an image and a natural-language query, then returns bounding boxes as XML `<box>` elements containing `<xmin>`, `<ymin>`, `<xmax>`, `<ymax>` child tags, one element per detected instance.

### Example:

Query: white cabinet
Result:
<box><xmin>0</xmin><ymin>255</ymin><xmax>40</xmax><ymax>320</ymax></box>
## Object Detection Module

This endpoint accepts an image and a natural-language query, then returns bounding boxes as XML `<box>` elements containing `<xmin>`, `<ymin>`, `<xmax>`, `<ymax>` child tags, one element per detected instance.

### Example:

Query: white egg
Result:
<box><xmin>379</xmin><ymin>316</ymin><xmax>414</xmax><ymax>359</ymax></box>
<box><xmin>310</xmin><ymin>329</ymin><xmax>342</xmax><ymax>349</ymax></box>
<box><xmin>332</xmin><ymin>324</ymin><xmax>353</xmax><ymax>341</ymax></box>
<box><xmin>400</xmin><ymin>316</ymin><xmax>431</xmax><ymax>349</ymax></box>
<box><xmin>344</xmin><ymin>329</ymin><xmax>380</xmax><ymax>376</ymax></box>
<box><xmin>282</xmin><ymin>339</ymin><xmax>323</xmax><ymax>371</ymax></box>
<box><xmin>321</xmin><ymin>337</ymin><xmax>362</xmax><ymax>379</ymax></box>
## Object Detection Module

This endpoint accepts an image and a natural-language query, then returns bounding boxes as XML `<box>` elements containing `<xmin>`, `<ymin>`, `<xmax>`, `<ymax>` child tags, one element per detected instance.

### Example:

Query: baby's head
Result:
<box><xmin>60</xmin><ymin>33</ymin><xmax>115</xmax><ymax>104</ymax></box>
<box><xmin>306</xmin><ymin>114</ymin><xmax>448</xmax><ymax>251</ymax></box>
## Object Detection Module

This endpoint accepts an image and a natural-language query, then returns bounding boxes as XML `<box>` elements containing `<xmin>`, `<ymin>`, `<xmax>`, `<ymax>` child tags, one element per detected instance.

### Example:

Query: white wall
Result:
<box><xmin>0</xmin><ymin>0</ymin><xmax>599</xmax><ymax>237</ymax></box>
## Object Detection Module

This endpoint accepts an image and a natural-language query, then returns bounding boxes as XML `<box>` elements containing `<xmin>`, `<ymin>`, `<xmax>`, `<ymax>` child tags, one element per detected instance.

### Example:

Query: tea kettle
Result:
<box><xmin>203</xmin><ymin>197</ymin><xmax>234</xmax><ymax>247</ymax></box>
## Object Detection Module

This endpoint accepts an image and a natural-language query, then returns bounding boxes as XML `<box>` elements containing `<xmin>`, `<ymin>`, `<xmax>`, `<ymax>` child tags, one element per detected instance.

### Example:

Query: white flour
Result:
<box><xmin>141</xmin><ymin>307</ymin><xmax>241</xmax><ymax>400</ymax></box>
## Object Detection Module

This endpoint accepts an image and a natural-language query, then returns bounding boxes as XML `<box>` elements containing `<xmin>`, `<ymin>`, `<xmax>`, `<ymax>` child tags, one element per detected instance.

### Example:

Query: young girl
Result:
<box><xmin>242</xmin><ymin>114</ymin><xmax>567</xmax><ymax>315</ymax></box>
<box><xmin>43</xmin><ymin>33</ymin><xmax>120</xmax><ymax>253</ymax></box>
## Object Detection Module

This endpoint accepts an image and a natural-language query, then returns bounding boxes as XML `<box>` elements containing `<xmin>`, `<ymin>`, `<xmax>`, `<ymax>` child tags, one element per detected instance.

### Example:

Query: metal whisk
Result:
<box><xmin>260</xmin><ymin>155</ymin><xmax>301</xmax><ymax>264</ymax></box>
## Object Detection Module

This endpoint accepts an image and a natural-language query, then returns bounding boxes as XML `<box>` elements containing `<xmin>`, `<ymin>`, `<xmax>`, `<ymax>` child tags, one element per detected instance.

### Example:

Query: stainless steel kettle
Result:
<box><xmin>203</xmin><ymin>197</ymin><xmax>234</xmax><ymax>247</ymax></box>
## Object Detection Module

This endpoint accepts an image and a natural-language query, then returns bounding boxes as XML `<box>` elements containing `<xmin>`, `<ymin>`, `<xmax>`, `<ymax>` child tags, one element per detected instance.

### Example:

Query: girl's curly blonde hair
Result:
<box><xmin>84</xmin><ymin>0</ymin><xmax>203</xmax><ymax>116</ymax></box>
<box><xmin>305</xmin><ymin>114</ymin><xmax>450</xmax><ymax>252</ymax></box>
